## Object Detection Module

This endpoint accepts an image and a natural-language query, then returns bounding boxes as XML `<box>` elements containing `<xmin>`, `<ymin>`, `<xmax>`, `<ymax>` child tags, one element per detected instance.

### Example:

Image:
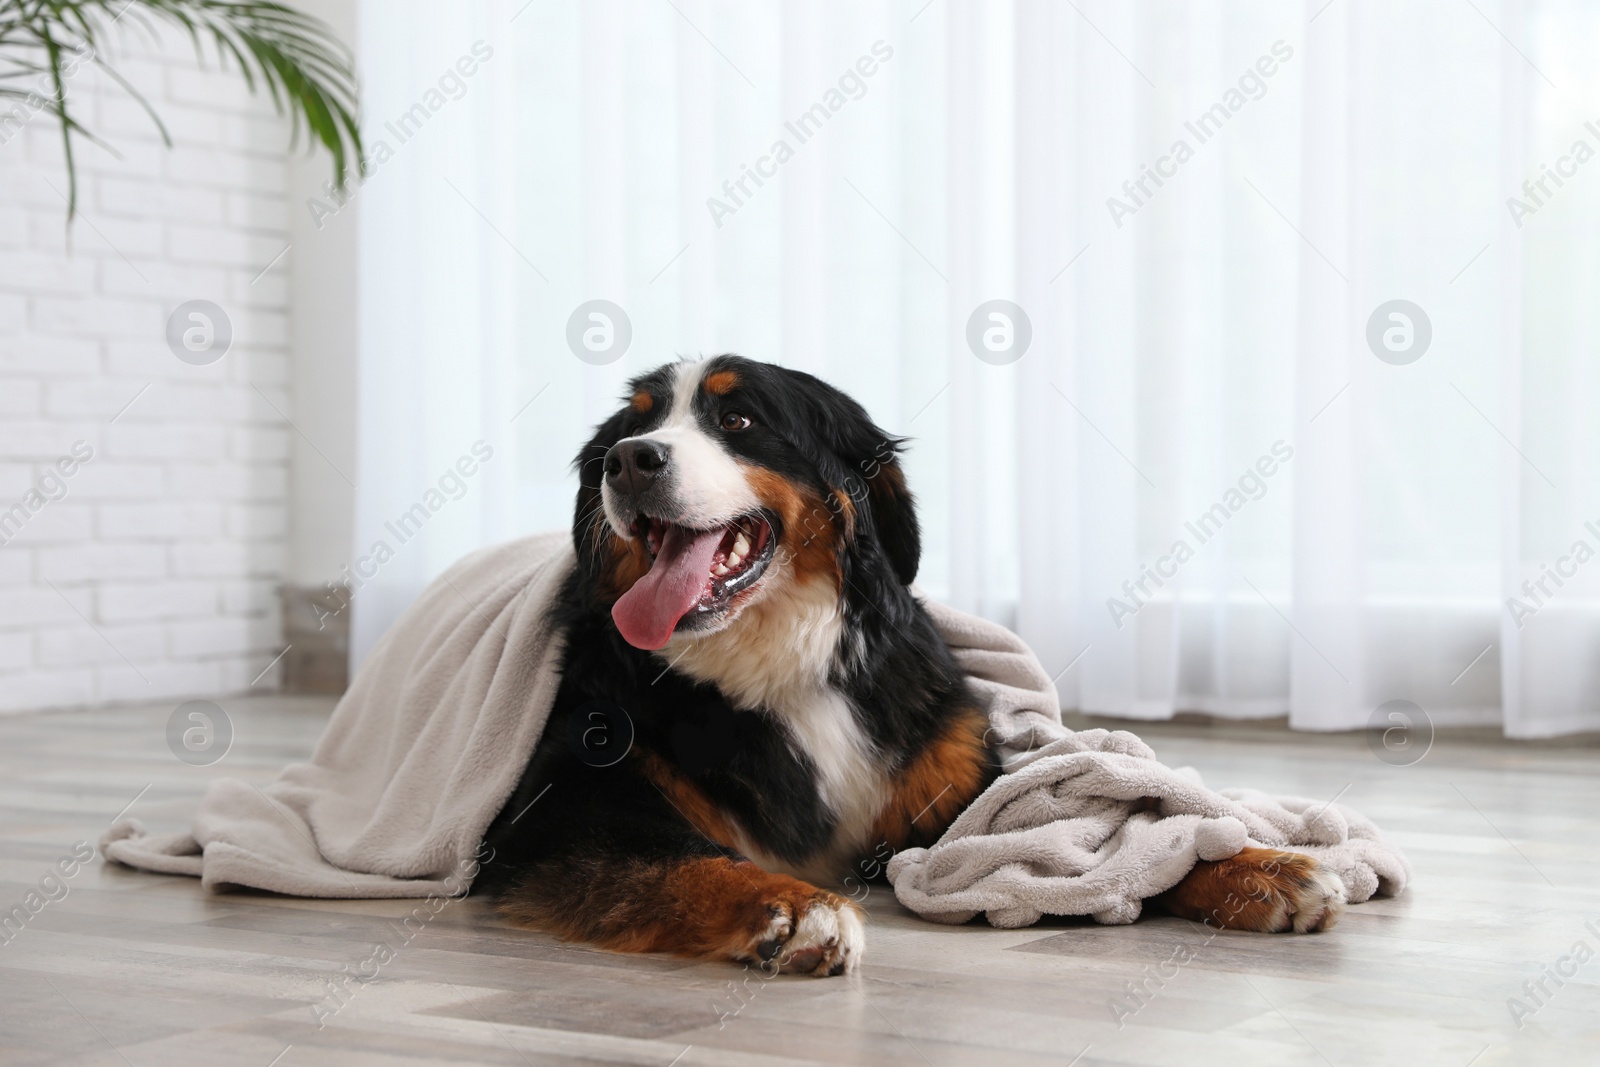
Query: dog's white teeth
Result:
<box><xmin>713</xmin><ymin>563</ymin><xmax>730</xmax><ymax>576</ymax></box>
<box><xmin>733</xmin><ymin>533</ymin><xmax>751</xmax><ymax>557</ymax></box>
<box><xmin>726</xmin><ymin>551</ymin><xmax>744</xmax><ymax>569</ymax></box>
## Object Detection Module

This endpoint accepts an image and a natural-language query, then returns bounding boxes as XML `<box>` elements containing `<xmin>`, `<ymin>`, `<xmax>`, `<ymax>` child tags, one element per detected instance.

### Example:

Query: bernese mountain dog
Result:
<box><xmin>476</xmin><ymin>356</ymin><xmax>1344</xmax><ymax>976</ymax></box>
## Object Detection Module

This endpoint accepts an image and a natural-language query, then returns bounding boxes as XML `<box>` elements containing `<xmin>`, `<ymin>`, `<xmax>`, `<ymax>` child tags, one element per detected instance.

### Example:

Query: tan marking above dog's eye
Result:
<box><xmin>705</xmin><ymin>370</ymin><xmax>739</xmax><ymax>396</ymax></box>
<box><xmin>720</xmin><ymin>411</ymin><xmax>752</xmax><ymax>431</ymax></box>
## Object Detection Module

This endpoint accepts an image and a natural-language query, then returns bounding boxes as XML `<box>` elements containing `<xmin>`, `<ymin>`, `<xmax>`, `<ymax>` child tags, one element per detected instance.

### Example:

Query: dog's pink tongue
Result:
<box><xmin>612</xmin><ymin>524</ymin><xmax>724</xmax><ymax>650</ymax></box>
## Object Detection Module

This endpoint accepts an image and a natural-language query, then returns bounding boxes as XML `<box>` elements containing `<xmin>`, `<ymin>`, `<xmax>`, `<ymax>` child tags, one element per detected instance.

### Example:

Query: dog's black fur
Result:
<box><xmin>474</xmin><ymin>357</ymin><xmax>997</xmax><ymax>970</ymax></box>
<box><xmin>472</xmin><ymin>356</ymin><xmax>1347</xmax><ymax>968</ymax></box>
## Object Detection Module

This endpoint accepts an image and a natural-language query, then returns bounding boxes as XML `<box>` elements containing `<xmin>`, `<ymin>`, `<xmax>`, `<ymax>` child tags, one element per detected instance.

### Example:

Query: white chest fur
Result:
<box><xmin>754</xmin><ymin>685</ymin><xmax>884</xmax><ymax>882</ymax></box>
<box><xmin>662</xmin><ymin>572</ymin><xmax>884</xmax><ymax>883</ymax></box>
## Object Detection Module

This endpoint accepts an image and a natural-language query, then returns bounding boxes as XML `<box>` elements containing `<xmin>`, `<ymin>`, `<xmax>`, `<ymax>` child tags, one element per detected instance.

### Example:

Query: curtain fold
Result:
<box><xmin>352</xmin><ymin>0</ymin><xmax>1600</xmax><ymax>737</ymax></box>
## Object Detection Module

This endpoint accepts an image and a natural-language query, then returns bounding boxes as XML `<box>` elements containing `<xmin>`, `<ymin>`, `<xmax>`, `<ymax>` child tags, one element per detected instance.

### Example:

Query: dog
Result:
<box><xmin>477</xmin><ymin>356</ymin><xmax>1345</xmax><ymax>975</ymax></box>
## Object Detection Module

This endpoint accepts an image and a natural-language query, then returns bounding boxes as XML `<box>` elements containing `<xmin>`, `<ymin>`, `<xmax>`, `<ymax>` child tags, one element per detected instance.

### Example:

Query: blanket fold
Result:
<box><xmin>103</xmin><ymin>532</ymin><xmax>1409</xmax><ymax>925</ymax></box>
<box><xmin>885</xmin><ymin>730</ymin><xmax>1409</xmax><ymax>927</ymax></box>
<box><xmin>106</xmin><ymin>531</ymin><xmax>572</xmax><ymax>898</ymax></box>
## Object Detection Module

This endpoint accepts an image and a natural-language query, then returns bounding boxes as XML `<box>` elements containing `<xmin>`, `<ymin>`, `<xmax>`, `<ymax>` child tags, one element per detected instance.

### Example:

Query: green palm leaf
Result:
<box><xmin>0</xmin><ymin>0</ymin><xmax>363</xmax><ymax>219</ymax></box>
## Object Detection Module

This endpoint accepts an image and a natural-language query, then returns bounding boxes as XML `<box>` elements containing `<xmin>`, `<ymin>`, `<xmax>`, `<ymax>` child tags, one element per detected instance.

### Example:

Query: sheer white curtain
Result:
<box><xmin>350</xmin><ymin>0</ymin><xmax>1600</xmax><ymax>738</ymax></box>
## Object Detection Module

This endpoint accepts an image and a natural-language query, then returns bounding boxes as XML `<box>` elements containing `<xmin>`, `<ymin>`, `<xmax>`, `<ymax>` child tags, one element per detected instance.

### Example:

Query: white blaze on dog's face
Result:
<box><xmin>597</xmin><ymin>360</ymin><xmax>801</xmax><ymax>655</ymax></box>
<box><xmin>601</xmin><ymin>361</ymin><xmax>761</xmax><ymax>536</ymax></box>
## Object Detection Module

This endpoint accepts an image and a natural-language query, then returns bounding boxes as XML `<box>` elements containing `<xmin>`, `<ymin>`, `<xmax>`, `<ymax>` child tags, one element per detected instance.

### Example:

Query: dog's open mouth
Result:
<box><xmin>611</xmin><ymin>512</ymin><xmax>778</xmax><ymax>650</ymax></box>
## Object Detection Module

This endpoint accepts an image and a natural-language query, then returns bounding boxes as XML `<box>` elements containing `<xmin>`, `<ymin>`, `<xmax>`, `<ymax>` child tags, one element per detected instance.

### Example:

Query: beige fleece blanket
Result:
<box><xmin>103</xmin><ymin>532</ymin><xmax>1408</xmax><ymax>926</ymax></box>
<box><xmin>885</xmin><ymin>731</ymin><xmax>1411</xmax><ymax>927</ymax></box>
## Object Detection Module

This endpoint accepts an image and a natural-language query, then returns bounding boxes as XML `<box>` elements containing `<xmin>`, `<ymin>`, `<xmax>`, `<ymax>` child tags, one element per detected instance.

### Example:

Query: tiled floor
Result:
<box><xmin>0</xmin><ymin>696</ymin><xmax>1596</xmax><ymax>1066</ymax></box>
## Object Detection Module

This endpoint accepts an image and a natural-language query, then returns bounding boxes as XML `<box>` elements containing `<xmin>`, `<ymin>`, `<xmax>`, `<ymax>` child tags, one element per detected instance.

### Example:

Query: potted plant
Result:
<box><xmin>1</xmin><ymin>0</ymin><xmax>362</xmax><ymax>218</ymax></box>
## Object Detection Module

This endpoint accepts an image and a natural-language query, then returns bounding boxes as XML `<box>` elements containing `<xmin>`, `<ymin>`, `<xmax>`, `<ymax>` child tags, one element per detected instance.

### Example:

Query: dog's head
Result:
<box><xmin>571</xmin><ymin>356</ymin><xmax>919</xmax><ymax>651</ymax></box>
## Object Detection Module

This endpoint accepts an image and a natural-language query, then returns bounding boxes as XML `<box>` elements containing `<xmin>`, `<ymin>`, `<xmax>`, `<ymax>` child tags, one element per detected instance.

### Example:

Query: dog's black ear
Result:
<box><xmin>789</xmin><ymin>375</ymin><xmax>922</xmax><ymax>586</ymax></box>
<box><xmin>850</xmin><ymin>442</ymin><xmax>921</xmax><ymax>586</ymax></box>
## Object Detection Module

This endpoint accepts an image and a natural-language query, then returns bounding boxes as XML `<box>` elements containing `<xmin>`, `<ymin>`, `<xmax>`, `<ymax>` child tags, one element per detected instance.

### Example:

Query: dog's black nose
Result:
<box><xmin>604</xmin><ymin>438</ymin><xmax>670</xmax><ymax>494</ymax></box>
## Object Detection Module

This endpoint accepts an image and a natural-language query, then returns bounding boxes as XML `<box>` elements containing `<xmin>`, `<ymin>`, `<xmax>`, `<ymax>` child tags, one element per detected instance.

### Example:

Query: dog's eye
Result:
<box><xmin>720</xmin><ymin>412</ymin><xmax>752</xmax><ymax>432</ymax></box>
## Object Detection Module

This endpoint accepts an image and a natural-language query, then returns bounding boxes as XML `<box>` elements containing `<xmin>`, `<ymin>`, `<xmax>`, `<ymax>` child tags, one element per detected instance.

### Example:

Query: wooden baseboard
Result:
<box><xmin>279</xmin><ymin>584</ymin><xmax>349</xmax><ymax>694</ymax></box>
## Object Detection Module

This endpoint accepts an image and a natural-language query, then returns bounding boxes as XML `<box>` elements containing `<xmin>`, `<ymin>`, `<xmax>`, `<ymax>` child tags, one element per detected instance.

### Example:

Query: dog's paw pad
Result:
<box><xmin>776</xmin><ymin>896</ymin><xmax>863</xmax><ymax>976</ymax></box>
<box><xmin>729</xmin><ymin>880</ymin><xmax>865</xmax><ymax>976</ymax></box>
<box><xmin>1289</xmin><ymin>863</ymin><xmax>1347</xmax><ymax>933</ymax></box>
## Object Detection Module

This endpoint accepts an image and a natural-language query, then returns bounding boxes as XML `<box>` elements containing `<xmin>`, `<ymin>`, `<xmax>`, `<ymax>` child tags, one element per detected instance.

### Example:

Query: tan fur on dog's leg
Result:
<box><xmin>1154</xmin><ymin>847</ymin><xmax>1346</xmax><ymax>933</ymax></box>
<box><xmin>500</xmin><ymin>855</ymin><xmax>864</xmax><ymax>974</ymax></box>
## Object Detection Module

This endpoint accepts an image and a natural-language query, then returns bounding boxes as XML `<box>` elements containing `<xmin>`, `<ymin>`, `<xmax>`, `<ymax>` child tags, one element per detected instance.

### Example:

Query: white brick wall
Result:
<box><xmin>0</xmin><ymin>30</ymin><xmax>295</xmax><ymax>713</ymax></box>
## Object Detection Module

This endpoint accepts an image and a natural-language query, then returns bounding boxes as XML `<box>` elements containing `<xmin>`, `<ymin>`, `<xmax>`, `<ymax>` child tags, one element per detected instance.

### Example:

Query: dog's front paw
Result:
<box><xmin>1157</xmin><ymin>847</ymin><xmax>1347</xmax><ymax>933</ymax></box>
<box><xmin>739</xmin><ymin>886</ymin><xmax>864</xmax><ymax>976</ymax></box>
<box><xmin>1276</xmin><ymin>855</ymin><xmax>1347</xmax><ymax>933</ymax></box>
<box><xmin>503</xmin><ymin>856</ymin><xmax>869</xmax><ymax>972</ymax></box>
